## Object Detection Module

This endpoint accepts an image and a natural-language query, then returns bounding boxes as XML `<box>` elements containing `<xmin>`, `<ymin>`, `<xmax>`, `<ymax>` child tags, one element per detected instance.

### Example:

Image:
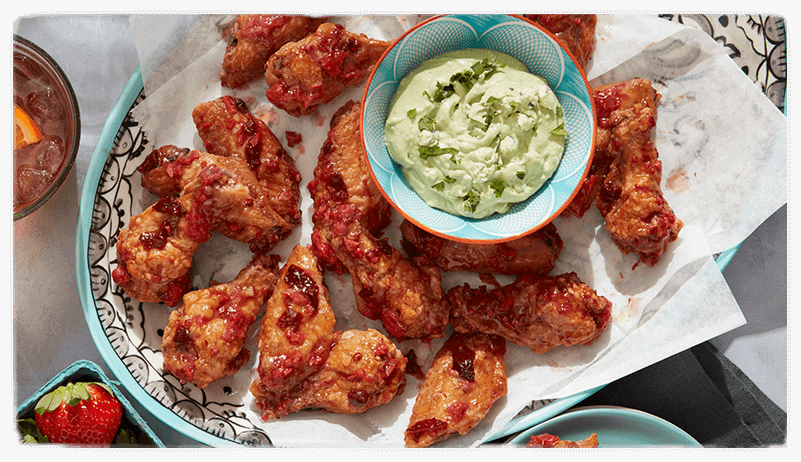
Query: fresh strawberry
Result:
<box><xmin>34</xmin><ymin>381</ymin><xmax>122</xmax><ymax>446</ymax></box>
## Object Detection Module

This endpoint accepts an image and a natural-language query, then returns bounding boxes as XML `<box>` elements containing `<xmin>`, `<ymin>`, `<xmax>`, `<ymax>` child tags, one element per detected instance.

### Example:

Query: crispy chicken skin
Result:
<box><xmin>524</xmin><ymin>14</ymin><xmax>597</xmax><ymax>70</ymax></box>
<box><xmin>526</xmin><ymin>433</ymin><xmax>599</xmax><ymax>448</ymax></box>
<box><xmin>254</xmin><ymin>245</ymin><xmax>337</xmax><ymax>394</ymax></box>
<box><xmin>136</xmin><ymin>148</ymin><xmax>292</xmax><ymax>252</ymax></box>
<box><xmin>250</xmin><ymin>328</ymin><xmax>406</xmax><ymax>420</ymax></box>
<box><xmin>264</xmin><ymin>22</ymin><xmax>390</xmax><ymax>117</ymax></box>
<box><xmin>161</xmin><ymin>253</ymin><xmax>280</xmax><ymax>389</ymax></box>
<box><xmin>308</xmin><ymin>100</ymin><xmax>392</xmax><ymax>273</ymax></box>
<box><xmin>192</xmin><ymin>96</ymin><xmax>302</xmax><ymax>231</ymax></box>
<box><xmin>400</xmin><ymin>219</ymin><xmax>564</xmax><ymax>276</ymax></box>
<box><xmin>221</xmin><ymin>15</ymin><xmax>326</xmax><ymax>89</ymax></box>
<box><xmin>405</xmin><ymin>332</ymin><xmax>507</xmax><ymax>448</ymax></box>
<box><xmin>592</xmin><ymin>78</ymin><xmax>683</xmax><ymax>267</ymax></box>
<box><xmin>308</xmin><ymin>100</ymin><xmax>449</xmax><ymax>341</ymax></box>
<box><xmin>448</xmin><ymin>272</ymin><xmax>612</xmax><ymax>354</ymax></box>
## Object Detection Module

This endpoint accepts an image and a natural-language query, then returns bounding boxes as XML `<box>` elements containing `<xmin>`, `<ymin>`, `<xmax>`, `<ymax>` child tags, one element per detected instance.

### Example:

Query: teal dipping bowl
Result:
<box><xmin>361</xmin><ymin>14</ymin><xmax>595</xmax><ymax>243</ymax></box>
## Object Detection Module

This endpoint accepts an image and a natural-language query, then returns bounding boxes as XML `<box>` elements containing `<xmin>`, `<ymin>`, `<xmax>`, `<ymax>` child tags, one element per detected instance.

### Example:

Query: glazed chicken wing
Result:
<box><xmin>114</xmin><ymin>159</ymin><xmax>256</xmax><ymax>307</ymax></box>
<box><xmin>400</xmin><ymin>219</ymin><xmax>563</xmax><ymax>276</ymax></box>
<box><xmin>527</xmin><ymin>433</ymin><xmax>599</xmax><ymax>448</ymax></box>
<box><xmin>404</xmin><ymin>332</ymin><xmax>507</xmax><ymax>448</ymax></box>
<box><xmin>308</xmin><ymin>100</ymin><xmax>392</xmax><ymax>272</ymax></box>
<box><xmin>160</xmin><ymin>252</ymin><xmax>280</xmax><ymax>389</ymax></box>
<box><xmin>137</xmin><ymin>148</ymin><xmax>292</xmax><ymax>251</ymax></box>
<box><xmin>221</xmin><ymin>15</ymin><xmax>326</xmax><ymax>89</ymax></box>
<box><xmin>524</xmin><ymin>14</ymin><xmax>597</xmax><ymax>70</ymax></box>
<box><xmin>253</xmin><ymin>244</ymin><xmax>337</xmax><ymax>394</ymax></box>
<box><xmin>592</xmin><ymin>78</ymin><xmax>683</xmax><ymax>267</ymax></box>
<box><xmin>448</xmin><ymin>272</ymin><xmax>612</xmax><ymax>354</ymax></box>
<box><xmin>192</xmin><ymin>96</ymin><xmax>302</xmax><ymax>231</ymax></box>
<box><xmin>308</xmin><ymin>100</ymin><xmax>449</xmax><ymax>341</ymax></box>
<box><xmin>264</xmin><ymin>22</ymin><xmax>390</xmax><ymax>117</ymax></box>
<box><xmin>250</xmin><ymin>328</ymin><xmax>406</xmax><ymax>420</ymax></box>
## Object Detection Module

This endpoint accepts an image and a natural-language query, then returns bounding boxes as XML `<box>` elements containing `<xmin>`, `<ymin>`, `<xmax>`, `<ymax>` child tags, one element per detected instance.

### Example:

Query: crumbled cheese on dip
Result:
<box><xmin>384</xmin><ymin>49</ymin><xmax>567</xmax><ymax>218</ymax></box>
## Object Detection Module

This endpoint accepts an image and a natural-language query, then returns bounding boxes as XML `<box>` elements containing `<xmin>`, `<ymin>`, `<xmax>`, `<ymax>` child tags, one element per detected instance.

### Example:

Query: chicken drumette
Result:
<box><xmin>524</xmin><ymin>14</ymin><xmax>597</xmax><ymax>71</ymax></box>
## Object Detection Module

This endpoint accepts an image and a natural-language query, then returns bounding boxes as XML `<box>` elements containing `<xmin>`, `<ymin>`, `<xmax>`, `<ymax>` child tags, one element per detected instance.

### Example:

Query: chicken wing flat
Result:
<box><xmin>160</xmin><ymin>252</ymin><xmax>280</xmax><ymax>389</ymax></box>
<box><xmin>192</xmin><ymin>96</ymin><xmax>302</xmax><ymax>230</ymax></box>
<box><xmin>221</xmin><ymin>15</ymin><xmax>326</xmax><ymax>89</ymax></box>
<box><xmin>250</xmin><ymin>328</ymin><xmax>406</xmax><ymax>420</ymax></box>
<box><xmin>404</xmin><ymin>332</ymin><xmax>507</xmax><ymax>448</ymax></box>
<box><xmin>524</xmin><ymin>14</ymin><xmax>597</xmax><ymax>71</ymax></box>
<box><xmin>136</xmin><ymin>148</ymin><xmax>292</xmax><ymax>251</ymax></box>
<box><xmin>448</xmin><ymin>272</ymin><xmax>612</xmax><ymax>354</ymax></box>
<box><xmin>593</xmin><ymin>78</ymin><xmax>683</xmax><ymax>267</ymax></box>
<box><xmin>254</xmin><ymin>244</ymin><xmax>337</xmax><ymax>394</ymax></box>
<box><xmin>526</xmin><ymin>433</ymin><xmax>599</xmax><ymax>448</ymax></box>
<box><xmin>264</xmin><ymin>22</ymin><xmax>390</xmax><ymax>117</ymax></box>
<box><xmin>308</xmin><ymin>100</ymin><xmax>392</xmax><ymax>273</ymax></box>
<box><xmin>400</xmin><ymin>219</ymin><xmax>563</xmax><ymax>276</ymax></box>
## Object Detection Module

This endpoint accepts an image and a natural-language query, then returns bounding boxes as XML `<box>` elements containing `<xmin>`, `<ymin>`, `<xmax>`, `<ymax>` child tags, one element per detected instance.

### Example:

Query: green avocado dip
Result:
<box><xmin>384</xmin><ymin>49</ymin><xmax>567</xmax><ymax>219</ymax></box>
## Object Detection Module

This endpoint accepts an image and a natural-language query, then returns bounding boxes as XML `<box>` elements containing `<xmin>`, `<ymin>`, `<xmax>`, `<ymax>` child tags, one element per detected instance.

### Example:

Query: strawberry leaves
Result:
<box><xmin>35</xmin><ymin>382</ymin><xmax>112</xmax><ymax>414</ymax></box>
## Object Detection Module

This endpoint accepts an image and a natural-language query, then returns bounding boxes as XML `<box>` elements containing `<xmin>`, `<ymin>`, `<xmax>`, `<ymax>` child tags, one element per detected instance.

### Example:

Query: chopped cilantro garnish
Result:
<box><xmin>463</xmin><ymin>189</ymin><xmax>481</xmax><ymax>213</ymax></box>
<box><xmin>431</xmin><ymin>175</ymin><xmax>456</xmax><ymax>191</ymax></box>
<box><xmin>418</xmin><ymin>116</ymin><xmax>436</xmax><ymax>132</ymax></box>
<box><xmin>490</xmin><ymin>179</ymin><xmax>506</xmax><ymax>198</ymax></box>
<box><xmin>556</xmin><ymin>106</ymin><xmax>564</xmax><ymax>117</ymax></box>
<box><xmin>516</xmin><ymin>171</ymin><xmax>526</xmax><ymax>179</ymax></box>
<box><xmin>419</xmin><ymin>145</ymin><xmax>459</xmax><ymax>160</ymax></box>
<box><xmin>550</xmin><ymin>122</ymin><xmax>568</xmax><ymax>137</ymax></box>
<box><xmin>407</xmin><ymin>108</ymin><xmax>417</xmax><ymax>119</ymax></box>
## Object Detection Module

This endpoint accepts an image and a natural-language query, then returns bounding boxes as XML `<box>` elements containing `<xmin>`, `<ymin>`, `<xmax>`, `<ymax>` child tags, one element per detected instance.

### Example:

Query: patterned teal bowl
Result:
<box><xmin>361</xmin><ymin>14</ymin><xmax>595</xmax><ymax>243</ymax></box>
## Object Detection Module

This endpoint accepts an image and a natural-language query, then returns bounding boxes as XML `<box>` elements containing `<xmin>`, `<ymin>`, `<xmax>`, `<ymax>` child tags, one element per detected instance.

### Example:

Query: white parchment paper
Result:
<box><xmin>125</xmin><ymin>14</ymin><xmax>786</xmax><ymax>447</ymax></box>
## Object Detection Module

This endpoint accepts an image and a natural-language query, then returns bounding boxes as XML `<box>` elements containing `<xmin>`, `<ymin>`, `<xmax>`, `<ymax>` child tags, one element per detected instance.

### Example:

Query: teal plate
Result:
<box><xmin>507</xmin><ymin>406</ymin><xmax>701</xmax><ymax>447</ymax></box>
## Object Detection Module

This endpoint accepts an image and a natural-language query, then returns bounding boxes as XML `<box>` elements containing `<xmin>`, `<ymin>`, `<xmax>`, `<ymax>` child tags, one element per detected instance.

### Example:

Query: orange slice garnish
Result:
<box><xmin>14</xmin><ymin>104</ymin><xmax>42</xmax><ymax>150</ymax></box>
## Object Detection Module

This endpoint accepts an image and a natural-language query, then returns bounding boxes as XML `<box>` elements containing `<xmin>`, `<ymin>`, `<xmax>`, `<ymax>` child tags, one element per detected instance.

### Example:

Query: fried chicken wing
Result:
<box><xmin>308</xmin><ymin>100</ymin><xmax>392</xmax><ymax>272</ymax></box>
<box><xmin>524</xmin><ymin>14</ymin><xmax>597</xmax><ymax>70</ymax></box>
<box><xmin>526</xmin><ymin>433</ymin><xmax>599</xmax><ymax>448</ymax></box>
<box><xmin>307</xmin><ymin>100</ymin><xmax>449</xmax><ymax>341</ymax></box>
<box><xmin>250</xmin><ymin>328</ymin><xmax>406</xmax><ymax>420</ymax></box>
<box><xmin>192</xmin><ymin>96</ymin><xmax>302</xmax><ymax>230</ymax></box>
<box><xmin>404</xmin><ymin>332</ymin><xmax>507</xmax><ymax>448</ymax></box>
<box><xmin>264</xmin><ymin>23</ymin><xmax>390</xmax><ymax>117</ymax></box>
<box><xmin>254</xmin><ymin>244</ymin><xmax>337</xmax><ymax>394</ymax></box>
<box><xmin>592</xmin><ymin>78</ymin><xmax>683</xmax><ymax>267</ymax></box>
<box><xmin>160</xmin><ymin>252</ymin><xmax>280</xmax><ymax>389</ymax></box>
<box><xmin>448</xmin><ymin>272</ymin><xmax>612</xmax><ymax>354</ymax></box>
<box><xmin>400</xmin><ymin>219</ymin><xmax>563</xmax><ymax>276</ymax></box>
<box><xmin>137</xmin><ymin>148</ymin><xmax>293</xmax><ymax>251</ymax></box>
<box><xmin>221</xmin><ymin>15</ymin><xmax>326</xmax><ymax>89</ymax></box>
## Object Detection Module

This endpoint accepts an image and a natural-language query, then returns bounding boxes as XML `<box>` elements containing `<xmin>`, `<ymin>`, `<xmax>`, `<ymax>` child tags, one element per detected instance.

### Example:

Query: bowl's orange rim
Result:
<box><xmin>360</xmin><ymin>13</ymin><xmax>597</xmax><ymax>245</ymax></box>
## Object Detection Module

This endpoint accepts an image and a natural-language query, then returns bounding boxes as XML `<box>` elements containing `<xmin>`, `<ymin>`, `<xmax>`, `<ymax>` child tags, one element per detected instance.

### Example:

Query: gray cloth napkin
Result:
<box><xmin>577</xmin><ymin>341</ymin><xmax>786</xmax><ymax>447</ymax></box>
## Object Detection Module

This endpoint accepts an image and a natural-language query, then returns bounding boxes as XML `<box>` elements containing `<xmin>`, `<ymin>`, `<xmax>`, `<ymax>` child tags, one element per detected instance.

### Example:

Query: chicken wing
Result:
<box><xmin>264</xmin><ymin>22</ymin><xmax>390</xmax><ymax>117</ymax></box>
<box><xmin>253</xmin><ymin>244</ymin><xmax>337</xmax><ymax>394</ymax></box>
<box><xmin>220</xmin><ymin>15</ymin><xmax>326</xmax><ymax>89</ymax></box>
<box><xmin>448</xmin><ymin>272</ymin><xmax>612</xmax><ymax>354</ymax></box>
<box><xmin>524</xmin><ymin>14</ymin><xmax>597</xmax><ymax>71</ymax></box>
<box><xmin>593</xmin><ymin>78</ymin><xmax>683</xmax><ymax>267</ymax></box>
<box><xmin>160</xmin><ymin>252</ymin><xmax>280</xmax><ymax>389</ymax></box>
<box><xmin>404</xmin><ymin>332</ymin><xmax>507</xmax><ymax>448</ymax></box>
<box><xmin>400</xmin><ymin>219</ymin><xmax>563</xmax><ymax>276</ymax></box>
<box><xmin>192</xmin><ymin>96</ymin><xmax>302</xmax><ymax>231</ymax></box>
<box><xmin>526</xmin><ymin>433</ymin><xmax>599</xmax><ymax>448</ymax></box>
<box><xmin>250</xmin><ymin>328</ymin><xmax>406</xmax><ymax>420</ymax></box>
<box><xmin>308</xmin><ymin>100</ymin><xmax>392</xmax><ymax>273</ymax></box>
<box><xmin>137</xmin><ymin>148</ymin><xmax>292</xmax><ymax>252</ymax></box>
